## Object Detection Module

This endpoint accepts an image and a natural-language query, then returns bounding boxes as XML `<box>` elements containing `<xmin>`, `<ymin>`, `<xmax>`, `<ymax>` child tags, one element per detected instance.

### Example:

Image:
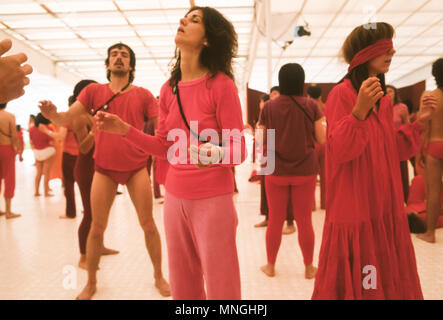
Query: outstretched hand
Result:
<box><xmin>38</xmin><ymin>100</ymin><xmax>57</xmax><ymax>120</ymax></box>
<box><xmin>94</xmin><ymin>111</ymin><xmax>130</xmax><ymax>136</ymax></box>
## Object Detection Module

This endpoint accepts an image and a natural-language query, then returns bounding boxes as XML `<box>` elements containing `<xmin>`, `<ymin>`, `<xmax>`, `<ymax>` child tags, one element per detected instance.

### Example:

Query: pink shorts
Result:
<box><xmin>94</xmin><ymin>164</ymin><xmax>146</xmax><ymax>185</ymax></box>
<box><xmin>427</xmin><ymin>141</ymin><xmax>443</xmax><ymax>160</ymax></box>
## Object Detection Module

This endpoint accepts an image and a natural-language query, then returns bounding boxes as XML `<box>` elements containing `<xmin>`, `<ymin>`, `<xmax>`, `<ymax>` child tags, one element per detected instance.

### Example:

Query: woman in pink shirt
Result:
<box><xmin>96</xmin><ymin>6</ymin><xmax>246</xmax><ymax>300</ymax></box>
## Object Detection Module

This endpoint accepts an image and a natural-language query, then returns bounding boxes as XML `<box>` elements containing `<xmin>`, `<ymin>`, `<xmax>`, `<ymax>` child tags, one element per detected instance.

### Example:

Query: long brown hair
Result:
<box><xmin>169</xmin><ymin>6</ymin><xmax>238</xmax><ymax>87</ymax></box>
<box><xmin>340</xmin><ymin>22</ymin><xmax>395</xmax><ymax>97</ymax></box>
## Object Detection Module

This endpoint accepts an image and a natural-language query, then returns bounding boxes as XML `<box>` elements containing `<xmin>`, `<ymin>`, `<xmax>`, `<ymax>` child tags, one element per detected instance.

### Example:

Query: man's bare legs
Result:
<box><xmin>417</xmin><ymin>155</ymin><xmax>443</xmax><ymax>243</ymax></box>
<box><xmin>34</xmin><ymin>161</ymin><xmax>43</xmax><ymax>196</ymax></box>
<box><xmin>76</xmin><ymin>172</ymin><xmax>117</xmax><ymax>300</ymax></box>
<box><xmin>126</xmin><ymin>168</ymin><xmax>170</xmax><ymax>297</ymax></box>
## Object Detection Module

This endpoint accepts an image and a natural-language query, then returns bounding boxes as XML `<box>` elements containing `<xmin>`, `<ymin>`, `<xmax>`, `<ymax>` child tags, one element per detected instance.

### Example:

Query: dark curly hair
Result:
<box><xmin>169</xmin><ymin>6</ymin><xmax>238</xmax><ymax>87</ymax></box>
<box><xmin>105</xmin><ymin>43</ymin><xmax>136</xmax><ymax>83</ymax></box>
<box><xmin>340</xmin><ymin>22</ymin><xmax>395</xmax><ymax>101</ymax></box>
<box><xmin>432</xmin><ymin>58</ymin><xmax>443</xmax><ymax>88</ymax></box>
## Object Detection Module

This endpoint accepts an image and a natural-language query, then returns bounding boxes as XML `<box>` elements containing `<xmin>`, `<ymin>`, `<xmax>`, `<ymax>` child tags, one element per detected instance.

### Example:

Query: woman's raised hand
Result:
<box><xmin>94</xmin><ymin>111</ymin><xmax>130</xmax><ymax>136</ymax></box>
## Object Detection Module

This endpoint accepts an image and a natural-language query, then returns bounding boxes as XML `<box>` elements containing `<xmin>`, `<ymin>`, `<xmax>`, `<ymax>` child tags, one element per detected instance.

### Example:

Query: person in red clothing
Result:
<box><xmin>417</xmin><ymin>58</ymin><xmax>443</xmax><ymax>243</ymax></box>
<box><xmin>307</xmin><ymin>85</ymin><xmax>326</xmax><ymax>210</ymax></box>
<box><xmin>0</xmin><ymin>103</ymin><xmax>20</xmax><ymax>219</ymax></box>
<box><xmin>311</xmin><ymin>22</ymin><xmax>436</xmax><ymax>300</ymax></box>
<box><xmin>16</xmin><ymin>125</ymin><xmax>24</xmax><ymax>162</ymax></box>
<box><xmin>95</xmin><ymin>6</ymin><xmax>246</xmax><ymax>300</ymax></box>
<box><xmin>258</xmin><ymin>63</ymin><xmax>325</xmax><ymax>279</ymax></box>
<box><xmin>38</xmin><ymin>43</ymin><xmax>170</xmax><ymax>300</ymax></box>
<box><xmin>60</xmin><ymin>98</ymin><xmax>79</xmax><ymax>219</ymax></box>
<box><xmin>387</xmin><ymin>84</ymin><xmax>410</xmax><ymax>202</ymax></box>
<box><xmin>29</xmin><ymin>113</ymin><xmax>60</xmax><ymax>197</ymax></box>
<box><xmin>67</xmin><ymin>79</ymin><xmax>119</xmax><ymax>270</ymax></box>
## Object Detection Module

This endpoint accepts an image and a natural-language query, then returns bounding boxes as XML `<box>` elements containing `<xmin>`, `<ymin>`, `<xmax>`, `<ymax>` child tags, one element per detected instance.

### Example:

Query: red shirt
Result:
<box><xmin>259</xmin><ymin>95</ymin><xmax>323</xmax><ymax>176</ymax></box>
<box><xmin>29</xmin><ymin>126</ymin><xmax>52</xmax><ymax>150</ymax></box>
<box><xmin>77</xmin><ymin>83</ymin><xmax>158</xmax><ymax>171</ymax></box>
<box><xmin>63</xmin><ymin>126</ymin><xmax>79</xmax><ymax>156</ymax></box>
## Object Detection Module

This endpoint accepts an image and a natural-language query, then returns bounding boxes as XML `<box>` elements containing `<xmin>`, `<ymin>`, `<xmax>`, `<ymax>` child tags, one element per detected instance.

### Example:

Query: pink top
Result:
<box><xmin>259</xmin><ymin>95</ymin><xmax>323</xmax><ymax>176</ymax></box>
<box><xmin>63</xmin><ymin>126</ymin><xmax>79</xmax><ymax>156</ymax></box>
<box><xmin>77</xmin><ymin>83</ymin><xmax>158</xmax><ymax>171</ymax></box>
<box><xmin>29</xmin><ymin>126</ymin><xmax>53</xmax><ymax>150</ymax></box>
<box><xmin>124</xmin><ymin>72</ymin><xmax>247</xmax><ymax>199</ymax></box>
<box><xmin>392</xmin><ymin>103</ymin><xmax>409</xmax><ymax>128</ymax></box>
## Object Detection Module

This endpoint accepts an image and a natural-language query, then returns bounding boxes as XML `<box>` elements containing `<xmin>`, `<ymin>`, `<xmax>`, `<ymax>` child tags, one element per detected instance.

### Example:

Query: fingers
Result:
<box><xmin>362</xmin><ymin>77</ymin><xmax>380</xmax><ymax>89</ymax></box>
<box><xmin>189</xmin><ymin>143</ymin><xmax>221</xmax><ymax>167</ymax></box>
<box><xmin>0</xmin><ymin>39</ymin><xmax>12</xmax><ymax>56</ymax></box>
<box><xmin>22</xmin><ymin>63</ymin><xmax>32</xmax><ymax>75</ymax></box>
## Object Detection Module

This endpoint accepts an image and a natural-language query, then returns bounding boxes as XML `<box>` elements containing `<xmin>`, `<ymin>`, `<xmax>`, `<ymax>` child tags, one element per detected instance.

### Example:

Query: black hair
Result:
<box><xmin>278</xmin><ymin>63</ymin><xmax>305</xmax><ymax>96</ymax></box>
<box><xmin>69</xmin><ymin>79</ymin><xmax>97</xmax><ymax>106</ymax></box>
<box><xmin>16</xmin><ymin>125</ymin><xmax>21</xmax><ymax>131</ymax></box>
<box><xmin>0</xmin><ymin>103</ymin><xmax>6</xmax><ymax>109</ymax></box>
<box><xmin>432</xmin><ymin>58</ymin><xmax>443</xmax><ymax>88</ymax></box>
<box><xmin>270</xmin><ymin>86</ymin><xmax>280</xmax><ymax>93</ymax></box>
<box><xmin>260</xmin><ymin>93</ymin><xmax>270</xmax><ymax>103</ymax></box>
<box><xmin>105</xmin><ymin>43</ymin><xmax>136</xmax><ymax>83</ymax></box>
<box><xmin>169</xmin><ymin>6</ymin><xmax>238</xmax><ymax>87</ymax></box>
<box><xmin>34</xmin><ymin>113</ymin><xmax>51</xmax><ymax>127</ymax></box>
<box><xmin>307</xmin><ymin>86</ymin><xmax>322</xmax><ymax>99</ymax></box>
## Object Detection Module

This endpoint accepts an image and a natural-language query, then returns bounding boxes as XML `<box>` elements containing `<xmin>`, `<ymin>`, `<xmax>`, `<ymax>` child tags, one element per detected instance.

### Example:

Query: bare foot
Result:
<box><xmin>101</xmin><ymin>247</ymin><xmax>119</xmax><ymax>255</ymax></box>
<box><xmin>76</xmin><ymin>283</ymin><xmax>96</xmax><ymax>300</ymax></box>
<box><xmin>417</xmin><ymin>232</ymin><xmax>436</xmax><ymax>243</ymax></box>
<box><xmin>155</xmin><ymin>277</ymin><xmax>171</xmax><ymax>297</ymax></box>
<box><xmin>254</xmin><ymin>219</ymin><xmax>268</xmax><ymax>228</ymax></box>
<box><xmin>6</xmin><ymin>212</ymin><xmax>21</xmax><ymax>219</ymax></box>
<box><xmin>282</xmin><ymin>224</ymin><xmax>296</xmax><ymax>235</ymax></box>
<box><xmin>34</xmin><ymin>193</ymin><xmax>41</xmax><ymax>197</ymax></box>
<box><xmin>44</xmin><ymin>193</ymin><xmax>54</xmax><ymax>197</ymax></box>
<box><xmin>59</xmin><ymin>215</ymin><xmax>75</xmax><ymax>219</ymax></box>
<box><xmin>260</xmin><ymin>264</ymin><xmax>275</xmax><ymax>277</ymax></box>
<box><xmin>0</xmin><ymin>211</ymin><xmax>5</xmax><ymax>216</ymax></box>
<box><xmin>78</xmin><ymin>260</ymin><xmax>87</xmax><ymax>270</ymax></box>
<box><xmin>305</xmin><ymin>265</ymin><xmax>317</xmax><ymax>279</ymax></box>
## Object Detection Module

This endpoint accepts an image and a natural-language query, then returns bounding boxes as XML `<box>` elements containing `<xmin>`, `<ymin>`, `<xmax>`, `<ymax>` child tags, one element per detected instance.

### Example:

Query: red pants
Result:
<box><xmin>163</xmin><ymin>191</ymin><xmax>241</xmax><ymax>300</ymax></box>
<box><xmin>74</xmin><ymin>148</ymin><xmax>94</xmax><ymax>255</ymax></box>
<box><xmin>0</xmin><ymin>145</ymin><xmax>15</xmax><ymax>198</ymax></box>
<box><xmin>62</xmin><ymin>152</ymin><xmax>77</xmax><ymax>218</ymax></box>
<box><xmin>265</xmin><ymin>175</ymin><xmax>316</xmax><ymax>266</ymax></box>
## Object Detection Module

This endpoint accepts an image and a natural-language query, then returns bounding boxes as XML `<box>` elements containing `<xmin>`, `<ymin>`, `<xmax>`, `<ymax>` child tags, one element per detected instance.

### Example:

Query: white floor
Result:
<box><xmin>0</xmin><ymin>148</ymin><xmax>442</xmax><ymax>300</ymax></box>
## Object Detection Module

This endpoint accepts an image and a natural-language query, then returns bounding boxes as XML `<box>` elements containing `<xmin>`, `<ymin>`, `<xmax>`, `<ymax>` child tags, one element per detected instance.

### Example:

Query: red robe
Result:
<box><xmin>312</xmin><ymin>79</ymin><xmax>423</xmax><ymax>300</ymax></box>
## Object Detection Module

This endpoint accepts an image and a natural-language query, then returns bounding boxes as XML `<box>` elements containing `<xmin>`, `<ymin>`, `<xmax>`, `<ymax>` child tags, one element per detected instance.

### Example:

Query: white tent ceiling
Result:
<box><xmin>1</xmin><ymin>0</ymin><xmax>442</xmax><ymax>96</ymax></box>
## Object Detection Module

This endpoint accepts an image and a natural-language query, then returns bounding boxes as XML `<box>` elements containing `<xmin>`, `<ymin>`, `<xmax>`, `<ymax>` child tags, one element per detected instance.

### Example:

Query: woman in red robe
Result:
<box><xmin>311</xmin><ymin>22</ymin><xmax>436</xmax><ymax>299</ymax></box>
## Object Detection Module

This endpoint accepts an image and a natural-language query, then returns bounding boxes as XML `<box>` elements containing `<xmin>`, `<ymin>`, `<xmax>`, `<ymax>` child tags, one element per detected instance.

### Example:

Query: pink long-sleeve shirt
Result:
<box><xmin>125</xmin><ymin>72</ymin><xmax>247</xmax><ymax>199</ymax></box>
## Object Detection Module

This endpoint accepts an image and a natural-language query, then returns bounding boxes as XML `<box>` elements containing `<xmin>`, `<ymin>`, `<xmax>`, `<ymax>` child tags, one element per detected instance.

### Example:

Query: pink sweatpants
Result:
<box><xmin>163</xmin><ymin>191</ymin><xmax>241</xmax><ymax>300</ymax></box>
<box><xmin>265</xmin><ymin>175</ymin><xmax>316</xmax><ymax>266</ymax></box>
<box><xmin>0</xmin><ymin>145</ymin><xmax>16</xmax><ymax>198</ymax></box>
